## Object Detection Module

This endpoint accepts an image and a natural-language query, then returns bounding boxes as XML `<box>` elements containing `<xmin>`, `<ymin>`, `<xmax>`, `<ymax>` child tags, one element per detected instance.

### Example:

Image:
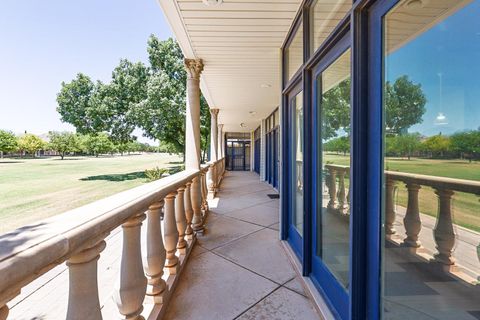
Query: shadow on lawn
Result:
<box><xmin>80</xmin><ymin>171</ymin><xmax>146</xmax><ymax>182</ymax></box>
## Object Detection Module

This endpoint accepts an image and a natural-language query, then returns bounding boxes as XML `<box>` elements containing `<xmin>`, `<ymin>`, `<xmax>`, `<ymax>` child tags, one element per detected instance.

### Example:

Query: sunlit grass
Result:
<box><xmin>0</xmin><ymin>153</ymin><xmax>182</xmax><ymax>234</ymax></box>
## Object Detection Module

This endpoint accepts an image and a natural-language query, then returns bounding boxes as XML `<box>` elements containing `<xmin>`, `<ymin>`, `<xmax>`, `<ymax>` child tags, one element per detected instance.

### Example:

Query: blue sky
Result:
<box><xmin>0</xmin><ymin>0</ymin><xmax>172</xmax><ymax>141</ymax></box>
<box><xmin>386</xmin><ymin>0</ymin><xmax>480</xmax><ymax>136</ymax></box>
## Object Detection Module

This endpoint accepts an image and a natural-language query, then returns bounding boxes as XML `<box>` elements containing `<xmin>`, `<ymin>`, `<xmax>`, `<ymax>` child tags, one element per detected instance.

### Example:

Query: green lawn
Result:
<box><xmin>0</xmin><ymin>153</ymin><xmax>182</xmax><ymax>234</ymax></box>
<box><xmin>324</xmin><ymin>154</ymin><xmax>480</xmax><ymax>232</ymax></box>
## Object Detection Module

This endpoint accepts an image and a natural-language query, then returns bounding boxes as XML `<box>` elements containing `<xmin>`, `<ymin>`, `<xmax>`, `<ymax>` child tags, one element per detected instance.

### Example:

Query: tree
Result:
<box><xmin>385</xmin><ymin>75</ymin><xmax>427</xmax><ymax>134</ymax></box>
<box><xmin>321</xmin><ymin>78</ymin><xmax>351</xmax><ymax>140</ymax></box>
<box><xmin>18</xmin><ymin>134</ymin><xmax>45</xmax><ymax>158</ymax></box>
<box><xmin>81</xmin><ymin>133</ymin><xmax>114</xmax><ymax>157</ymax></box>
<box><xmin>134</xmin><ymin>36</ymin><xmax>210</xmax><ymax>157</ymax></box>
<box><xmin>391</xmin><ymin>133</ymin><xmax>421</xmax><ymax>160</ymax></box>
<box><xmin>57</xmin><ymin>73</ymin><xmax>103</xmax><ymax>134</ymax></box>
<box><xmin>422</xmin><ymin>134</ymin><xmax>450</xmax><ymax>158</ymax></box>
<box><xmin>450</xmin><ymin>130</ymin><xmax>480</xmax><ymax>162</ymax></box>
<box><xmin>0</xmin><ymin>130</ymin><xmax>18</xmax><ymax>158</ymax></box>
<box><xmin>323</xmin><ymin>136</ymin><xmax>350</xmax><ymax>155</ymax></box>
<box><xmin>48</xmin><ymin>131</ymin><xmax>79</xmax><ymax>160</ymax></box>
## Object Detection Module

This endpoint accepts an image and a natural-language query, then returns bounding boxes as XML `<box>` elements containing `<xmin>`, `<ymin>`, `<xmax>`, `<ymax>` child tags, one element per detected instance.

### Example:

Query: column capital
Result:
<box><xmin>184</xmin><ymin>58</ymin><xmax>204</xmax><ymax>80</ymax></box>
<box><xmin>210</xmin><ymin>108</ymin><xmax>219</xmax><ymax>117</ymax></box>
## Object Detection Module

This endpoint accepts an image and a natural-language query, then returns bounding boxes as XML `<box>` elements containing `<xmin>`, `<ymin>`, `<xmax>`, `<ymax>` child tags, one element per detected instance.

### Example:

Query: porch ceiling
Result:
<box><xmin>158</xmin><ymin>0</ymin><xmax>302</xmax><ymax>133</ymax></box>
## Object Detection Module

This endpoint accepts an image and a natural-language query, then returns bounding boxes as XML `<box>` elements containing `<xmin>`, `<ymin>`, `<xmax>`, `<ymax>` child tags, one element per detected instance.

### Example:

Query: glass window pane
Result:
<box><xmin>286</xmin><ymin>23</ymin><xmax>304</xmax><ymax>81</ymax></box>
<box><xmin>292</xmin><ymin>91</ymin><xmax>304</xmax><ymax>235</ymax></box>
<box><xmin>382</xmin><ymin>1</ymin><xmax>480</xmax><ymax>318</ymax></box>
<box><xmin>318</xmin><ymin>49</ymin><xmax>351</xmax><ymax>289</ymax></box>
<box><xmin>311</xmin><ymin>0</ymin><xmax>351</xmax><ymax>52</ymax></box>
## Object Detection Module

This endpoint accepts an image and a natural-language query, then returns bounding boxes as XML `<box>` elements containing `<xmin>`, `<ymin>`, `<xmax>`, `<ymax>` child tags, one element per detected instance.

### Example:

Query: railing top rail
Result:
<box><xmin>386</xmin><ymin>171</ymin><xmax>480</xmax><ymax>195</ymax></box>
<box><xmin>0</xmin><ymin>168</ymin><xmax>202</xmax><ymax>303</ymax></box>
<box><xmin>323</xmin><ymin>163</ymin><xmax>480</xmax><ymax>195</ymax></box>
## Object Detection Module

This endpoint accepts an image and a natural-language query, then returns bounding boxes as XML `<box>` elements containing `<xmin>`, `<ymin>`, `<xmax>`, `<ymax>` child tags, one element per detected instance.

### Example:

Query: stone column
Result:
<box><xmin>66</xmin><ymin>239</ymin><xmax>106</xmax><ymax>320</ymax></box>
<box><xmin>218</xmin><ymin>124</ymin><xmax>224</xmax><ymax>159</ymax></box>
<box><xmin>210</xmin><ymin>109</ymin><xmax>219</xmax><ymax>162</ymax></box>
<box><xmin>184</xmin><ymin>58</ymin><xmax>204</xmax><ymax>170</ymax></box>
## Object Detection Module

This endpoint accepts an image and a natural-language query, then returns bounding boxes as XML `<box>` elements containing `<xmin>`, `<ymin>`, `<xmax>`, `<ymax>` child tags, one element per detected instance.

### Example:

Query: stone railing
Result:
<box><xmin>0</xmin><ymin>159</ymin><xmax>225</xmax><ymax>320</ymax></box>
<box><xmin>207</xmin><ymin>158</ymin><xmax>226</xmax><ymax>200</ymax></box>
<box><xmin>325</xmin><ymin>164</ymin><xmax>480</xmax><ymax>281</ymax></box>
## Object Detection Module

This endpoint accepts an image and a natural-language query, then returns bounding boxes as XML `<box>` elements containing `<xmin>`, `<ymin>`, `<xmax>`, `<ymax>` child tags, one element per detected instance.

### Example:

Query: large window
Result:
<box><xmin>317</xmin><ymin>49</ymin><xmax>351</xmax><ymax>289</ymax></box>
<box><xmin>382</xmin><ymin>1</ymin><xmax>480</xmax><ymax>318</ymax></box>
<box><xmin>286</xmin><ymin>22</ymin><xmax>304</xmax><ymax>81</ymax></box>
<box><xmin>292</xmin><ymin>92</ymin><xmax>304</xmax><ymax>236</ymax></box>
<box><xmin>310</xmin><ymin>0</ymin><xmax>351</xmax><ymax>53</ymax></box>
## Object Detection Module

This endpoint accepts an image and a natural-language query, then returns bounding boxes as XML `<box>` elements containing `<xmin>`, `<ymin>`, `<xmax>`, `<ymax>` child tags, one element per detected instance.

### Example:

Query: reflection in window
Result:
<box><xmin>293</xmin><ymin>92</ymin><xmax>304</xmax><ymax>235</ymax></box>
<box><xmin>286</xmin><ymin>23</ymin><xmax>303</xmax><ymax>81</ymax></box>
<box><xmin>383</xmin><ymin>0</ymin><xmax>480</xmax><ymax>318</ymax></box>
<box><xmin>318</xmin><ymin>49</ymin><xmax>351</xmax><ymax>289</ymax></box>
<box><xmin>311</xmin><ymin>0</ymin><xmax>351</xmax><ymax>52</ymax></box>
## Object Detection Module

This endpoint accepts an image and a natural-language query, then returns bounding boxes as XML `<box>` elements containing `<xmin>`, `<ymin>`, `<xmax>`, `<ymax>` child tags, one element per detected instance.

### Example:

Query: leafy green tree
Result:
<box><xmin>48</xmin><ymin>131</ymin><xmax>79</xmax><ymax>160</ymax></box>
<box><xmin>0</xmin><ymin>130</ymin><xmax>18</xmax><ymax>158</ymax></box>
<box><xmin>321</xmin><ymin>78</ymin><xmax>351</xmax><ymax>140</ymax></box>
<box><xmin>134</xmin><ymin>36</ymin><xmax>210</xmax><ymax>157</ymax></box>
<box><xmin>82</xmin><ymin>133</ymin><xmax>114</xmax><ymax>157</ymax></box>
<box><xmin>18</xmin><ymin>134</ymin><xmax>45</xmax><ymax>158</ymax></box>
<box><xmin>385</xmin><ymin>75</ymin><xmax>427</xmax><ymax>134</ymax></box>
<box><xmin>323</xmin><ymin>136</ymin><xmax>350</xmax><ymax>155</ymax></box>
<box><xmin>392</xmin><ymin>133</ymin><xmax>421</xmax><ymax>160</ymax></box>
<box><xmin>422</xmin><ymin>134</ymin><xmax>450</xmax><ymax>158</ymax></box>
<box><xmin>57</xmin><ymin>74</ymin><xmax>103</xmax><ymax>134</ymax></box>
<box><xmin>450</xmin><ymin>130</ymin><xmax>480</xmax><ymax>162</ymax></box>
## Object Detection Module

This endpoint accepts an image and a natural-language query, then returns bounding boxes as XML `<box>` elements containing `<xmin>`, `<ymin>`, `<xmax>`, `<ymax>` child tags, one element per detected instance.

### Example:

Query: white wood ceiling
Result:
<box><xmin>158</xmin><ymin>0</ymin><xmax>302</xmax><ymax>132</ymax></box>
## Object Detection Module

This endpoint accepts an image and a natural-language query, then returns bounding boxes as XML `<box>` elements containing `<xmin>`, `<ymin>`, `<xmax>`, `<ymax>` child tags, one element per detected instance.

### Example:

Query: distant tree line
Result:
<box><xmin>324</xmin><ymin>130</ymin><xmax>480</xmax><ymax>162</ymax></box>
<box><xmin>0</xmin><ymin>130</ymin><xmax>159</xmax><ymax>159</ymax></box>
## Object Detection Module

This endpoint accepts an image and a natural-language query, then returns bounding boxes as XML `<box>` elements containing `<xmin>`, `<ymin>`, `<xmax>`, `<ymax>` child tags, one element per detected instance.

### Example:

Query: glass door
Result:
<box><xmin>311</xmin><ymin>36</ymin><xmax>351</xmax><ymax>319</ymax></box>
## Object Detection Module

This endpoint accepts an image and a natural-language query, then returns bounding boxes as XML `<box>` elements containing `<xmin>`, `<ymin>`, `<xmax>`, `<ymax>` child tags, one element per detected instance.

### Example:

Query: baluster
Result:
<box><xmin>0</xmin><ymin>291</ymin><xmax>19</xmax><ymax>320</ymax></box>
<box><xmin>327</xmin><ymin>167</ymin><xmax>337</xmax><ymax>210</ymax></box>
<box><xmin>66</xmin><ymin>239</ymin><xmax>106</xmax><ymax>320</ymax></box>
<box><xmin>201</xmin><ymin>171</ymin><xmax>209</xmax><ymax>215</ymax></box>
<box><xmin>114</xmin><ymin>212</ymin><xmax>147</xmax><ymax>320</ymax></box>
<box><xmin>336</xmin><ymin>169</ymin><xmax>347</xmax><ymax>212</ymax></box>
<box><xmin>191</xmin><ymin>176</ymin><xmax>204</xmax><ymax>233</ymax></box>
<box><xmin>433</xmin><ymin>189</ymin><xmax>456</xmax><ymax>267</ymax></box>
<box><xmin>164</xmin><ymin>192</ymin><xmax>179</xmax><ymax>275</ymax></box>
<box><xmin>402</xmin><ymin>183</ymin><xmax>422</xmax><ymax>250</ymax></box>
<box><xmin>144</xmin><ymin>201</ymin><xmax>166</xmax><ymax>303</ymax></box>
<box><xmin>385</xmin><ymin>178</ymin><xmax>397</xmax><ymax>239</ymax></box>
<box><xmin>175</xmin><ymin>186</ymin><xmax>188</xmax><ymax>255</ymax></box>
<box><xmin>207</xmin><ymin>165</ymin><xmax>215</xmax><ymax>200</ymax></box>
<box><xmin>184</xmin><ymin>182</ymin><xmax>194</xmax><ymax>241</ymax></box>
<box><xmin>0</xmin><ymin>305</ymin><xmax>7</xmax><ymax>320</ymax></box>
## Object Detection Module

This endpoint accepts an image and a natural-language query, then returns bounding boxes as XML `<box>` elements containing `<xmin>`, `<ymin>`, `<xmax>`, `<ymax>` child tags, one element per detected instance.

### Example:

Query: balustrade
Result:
<box><xmin>0</xmin><ymin>158</ymin><xmax>226</xmax><ymax>319</ymax></box>
<box><xmin>325</xmin><ymin>164</ymin><xmax>480</xmax><ymax>280</ymax></box>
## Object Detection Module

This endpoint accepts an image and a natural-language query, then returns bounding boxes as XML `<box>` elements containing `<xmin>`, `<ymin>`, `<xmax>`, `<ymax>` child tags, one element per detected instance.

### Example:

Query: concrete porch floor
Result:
<box><xmin>163</xmin><ymin>171</ymin><xmax>320</xmax><ymax>320</ymax></box>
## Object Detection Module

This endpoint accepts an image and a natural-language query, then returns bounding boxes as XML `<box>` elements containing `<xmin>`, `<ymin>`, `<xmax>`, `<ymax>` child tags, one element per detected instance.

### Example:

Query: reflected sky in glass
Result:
<box><xmin>386</xmin><ymin>1</ymin><xmax>480</xmax><ymax>136</ymax></box>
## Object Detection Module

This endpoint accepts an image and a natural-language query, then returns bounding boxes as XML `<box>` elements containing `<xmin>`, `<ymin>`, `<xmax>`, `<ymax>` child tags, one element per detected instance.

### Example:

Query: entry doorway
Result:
<box><xmin>225</xmin><ymin>132</ymin><xmax>251</xmax><ymax>171</ymax></box>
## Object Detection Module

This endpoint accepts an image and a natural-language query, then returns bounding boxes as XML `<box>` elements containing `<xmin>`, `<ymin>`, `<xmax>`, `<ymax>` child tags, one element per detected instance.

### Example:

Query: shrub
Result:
<box><xmin>145</xmin><ymin>167</ymin><xmax>168</xmax><ymax>181</ymax></box>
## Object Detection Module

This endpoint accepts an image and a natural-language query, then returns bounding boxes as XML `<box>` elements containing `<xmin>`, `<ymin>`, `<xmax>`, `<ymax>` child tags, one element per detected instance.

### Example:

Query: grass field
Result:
<box><xmin>0</xmin><ymin>153</ymin><xmax>182</xmax><ymax>234</ymax></box>
<box><xmin>324</xmin><ymin>154</ymin><xmax>480</xmax><ymax>232</ymax></box>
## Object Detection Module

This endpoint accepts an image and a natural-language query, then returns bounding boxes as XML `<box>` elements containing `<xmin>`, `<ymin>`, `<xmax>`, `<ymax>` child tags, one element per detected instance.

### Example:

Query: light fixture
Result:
<box><xmin>202</xmin><ymin>0</ymin><xmax>223</xmax><ymax>6</ymax></box>
<box><xmin>240</xmin><ymin>123</ymin><xmax>247</xmax><ymax>128</ymax></box>
<box><xmin>249</xmin><ymin>111</ymin><xmax>257</xmax><ymax>116</ymax></box>
<box><xmin>260</xmin><ymin>83</ymin><xmax>272</xmax><ymax>88</ymax></box>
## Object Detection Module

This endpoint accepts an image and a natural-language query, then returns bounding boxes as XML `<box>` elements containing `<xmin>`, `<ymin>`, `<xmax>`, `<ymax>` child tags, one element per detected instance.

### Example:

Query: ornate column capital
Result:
<box><xmin>184</xmin><ymin>58</ymin><xmax>204</xmax><ymax>80</ymax></box>
<box><xmin>210</xmin><ymin>108</ymin><xmax>219</xmax><ymax>117</ymax></box>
